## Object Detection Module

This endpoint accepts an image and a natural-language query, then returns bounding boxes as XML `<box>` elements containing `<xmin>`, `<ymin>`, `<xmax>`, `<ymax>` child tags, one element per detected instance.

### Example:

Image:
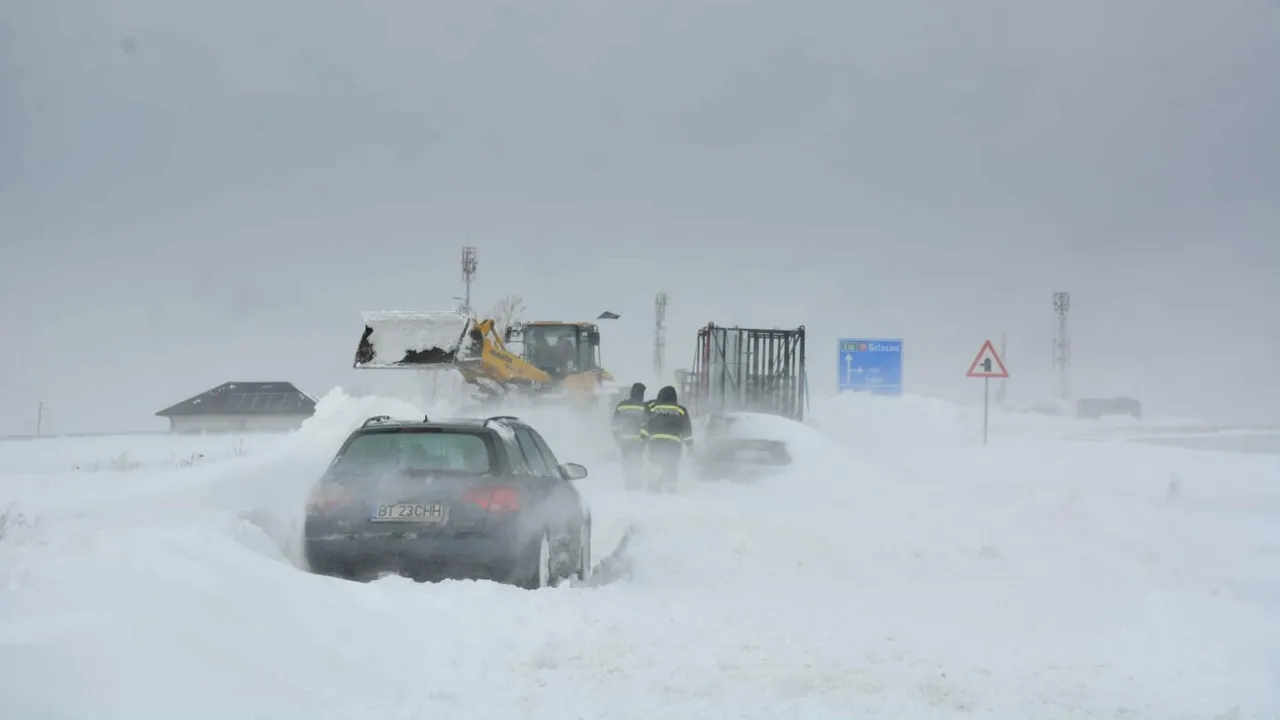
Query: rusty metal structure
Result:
<box><xmin>680</xmin><ymin>323</ymin><xmax>808</xmax><ymax>422</ymax></box>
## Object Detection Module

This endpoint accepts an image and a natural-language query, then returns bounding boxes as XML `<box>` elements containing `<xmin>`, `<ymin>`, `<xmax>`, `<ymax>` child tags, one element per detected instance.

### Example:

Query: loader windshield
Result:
<box><xmin>523</xmin><ymin>324</ymin><xmax>595</xmax><ymax>375</ymax></box>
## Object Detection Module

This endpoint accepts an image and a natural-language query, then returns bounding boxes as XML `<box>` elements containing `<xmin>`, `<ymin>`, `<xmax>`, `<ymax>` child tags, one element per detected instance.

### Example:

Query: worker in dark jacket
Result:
<box><xmin>641</xmin><ymin>385</ymin><xmax>693</xmax><ymax>492</ymax></box>
<box><xmin>611</xmin><ymin>382</ymin><xmax>650</xmax><ymax>489</ymax></box>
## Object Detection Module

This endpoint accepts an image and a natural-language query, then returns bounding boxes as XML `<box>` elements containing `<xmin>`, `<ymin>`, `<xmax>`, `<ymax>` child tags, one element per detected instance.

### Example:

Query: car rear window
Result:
<box><xmin>333</xmin><ymin>429</ymin><xmax>493</xmax><ymax>474</ymax></box>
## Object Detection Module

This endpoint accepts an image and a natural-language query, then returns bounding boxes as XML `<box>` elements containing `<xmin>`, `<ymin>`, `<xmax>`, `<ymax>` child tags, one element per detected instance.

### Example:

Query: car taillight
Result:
<box><xmin>306</xmin><ymin>483</ymin><xmax>352</xmax><ymax>513</ymax></box>
<box><xmin>462</xmin><ymin>485</ymin><xmax>521</xmax><ymax>512</ymax></box>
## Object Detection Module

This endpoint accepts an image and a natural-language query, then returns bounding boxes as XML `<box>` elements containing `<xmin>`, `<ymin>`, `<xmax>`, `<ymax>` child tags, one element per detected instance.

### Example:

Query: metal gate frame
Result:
<box><xmin>683</xmin><ymin>323</ymin><xmax>808</xmax><ymax>422</ymax></box>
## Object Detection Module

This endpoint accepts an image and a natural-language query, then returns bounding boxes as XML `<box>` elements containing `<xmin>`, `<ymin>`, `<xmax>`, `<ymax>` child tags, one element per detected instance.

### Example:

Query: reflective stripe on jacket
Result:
<box><xmin>611</xmin><ymin>400</ymin><xmax>648</xmax><ymax>439</ymax></box>
<box><xmin>642</xmin><ymin>402</ymin><xmax>693</xmax><ymax>445</ymax></box>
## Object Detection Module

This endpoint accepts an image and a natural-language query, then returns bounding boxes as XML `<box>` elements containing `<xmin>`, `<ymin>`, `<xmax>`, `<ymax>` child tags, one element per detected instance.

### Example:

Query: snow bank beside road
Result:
<box><xmin>808</xmin><ymin>391</ymin><xmax>1208</xmax><ymax>453</ymax></box>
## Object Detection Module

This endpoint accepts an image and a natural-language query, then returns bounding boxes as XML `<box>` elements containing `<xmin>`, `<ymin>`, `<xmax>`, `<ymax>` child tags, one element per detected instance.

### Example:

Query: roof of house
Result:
<box><xmin>156</xmin><ymin>382</ymin><xmax>318</xmax><ymax>417</ymax></box>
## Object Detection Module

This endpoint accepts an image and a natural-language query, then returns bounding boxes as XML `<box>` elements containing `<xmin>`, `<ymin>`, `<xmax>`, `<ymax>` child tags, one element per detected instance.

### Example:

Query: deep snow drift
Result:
<box><xmin>1</xmin><ymin>390</ymin><xmax>1277</xmax><ymax>718</ymax></box>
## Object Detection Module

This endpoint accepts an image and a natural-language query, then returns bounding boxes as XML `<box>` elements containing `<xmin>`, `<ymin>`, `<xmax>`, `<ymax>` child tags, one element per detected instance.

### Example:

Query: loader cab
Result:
<box><xmin>510</xmin><ymin>322</ymin><xmax>602</xmax><ymax>378</ymax></box>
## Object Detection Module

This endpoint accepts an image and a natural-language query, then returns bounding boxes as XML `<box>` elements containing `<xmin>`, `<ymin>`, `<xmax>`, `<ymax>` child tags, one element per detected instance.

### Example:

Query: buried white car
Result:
<box><xmin>690</xmin><ymin>411</ymin><xmax>807</xmax><ymax>482</ymax></box>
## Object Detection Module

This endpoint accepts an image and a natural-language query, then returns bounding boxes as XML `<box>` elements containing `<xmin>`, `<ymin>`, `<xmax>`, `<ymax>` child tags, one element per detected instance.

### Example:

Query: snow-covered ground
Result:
<box><xmin>0</xmin><ymin>431</ymin><xmax>291</xmax><ymax>475</ymax></box>
<box><xmin>1</xmin><ymin>390</ymin><xmax>1277</xmax><ymax>718</ymax></box>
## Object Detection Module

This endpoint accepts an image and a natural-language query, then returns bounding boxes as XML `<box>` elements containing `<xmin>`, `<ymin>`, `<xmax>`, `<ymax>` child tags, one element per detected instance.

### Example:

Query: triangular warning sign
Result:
<box><xmin>966</xmin><ymin>339</ymin><xmax>1009</xmax><ymax>378</ymax></box>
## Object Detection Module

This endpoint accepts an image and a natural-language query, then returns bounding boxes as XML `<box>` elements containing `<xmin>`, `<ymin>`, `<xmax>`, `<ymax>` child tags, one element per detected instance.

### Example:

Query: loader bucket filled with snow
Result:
<box><xmin>353</xmin><ymin>310</ymin><xmax>475</xmax><ymax>369</ymax></box>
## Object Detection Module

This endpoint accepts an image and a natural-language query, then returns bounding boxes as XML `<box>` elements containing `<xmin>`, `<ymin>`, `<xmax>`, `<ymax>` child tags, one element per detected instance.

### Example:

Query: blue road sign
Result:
<box><xmin>838</xmin><ymin>338</ymin><xmax>904</xmax><ymax>396</ymax></box>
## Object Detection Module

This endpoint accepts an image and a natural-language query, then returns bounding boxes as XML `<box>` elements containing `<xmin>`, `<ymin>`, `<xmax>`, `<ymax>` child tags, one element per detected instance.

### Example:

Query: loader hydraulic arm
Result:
<box><xmin>459</xmin><ymin>319</ymin><xmax>552</xmax><ymax>388</ymax></box>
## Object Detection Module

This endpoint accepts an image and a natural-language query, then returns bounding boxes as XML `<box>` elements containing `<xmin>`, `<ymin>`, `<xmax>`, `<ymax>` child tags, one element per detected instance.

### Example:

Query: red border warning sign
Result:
<box><xmin>966</xmin><ymin>339</ymin><xmax>1009</xmax><ymax>378</ymax></box>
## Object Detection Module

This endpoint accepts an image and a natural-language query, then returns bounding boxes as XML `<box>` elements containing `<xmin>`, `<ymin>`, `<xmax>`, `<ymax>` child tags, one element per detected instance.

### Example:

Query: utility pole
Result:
<box><xmin>460</xmin><ymin>245</ymin><xmax>478</xmax><ymax>315</ymax></box>
<box><xmin>1053</xmin><ymin>291</ymin><xmax>1071</xmax><ymax>400</ymax></box>
<box><xmin>36</xmin><ymin>401</ymin><xmax>45</xmax><ymax>437</ymax></box>
<box><xmin>653</xmin><ymin>291</ymin><xmax>668</xmax><ymax>377</ymax></box>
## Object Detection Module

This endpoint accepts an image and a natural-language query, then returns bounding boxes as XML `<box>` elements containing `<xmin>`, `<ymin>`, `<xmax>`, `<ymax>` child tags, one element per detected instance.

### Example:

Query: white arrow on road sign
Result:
<box><xmin>844</xmin><ymin>354</ymin><xmax>866</xmax><ymax>380</ymax></box>
<box><xmin>966</xmin><ymin>339</ymin><xmax>1009</xmax><ymax>379</ymax></box>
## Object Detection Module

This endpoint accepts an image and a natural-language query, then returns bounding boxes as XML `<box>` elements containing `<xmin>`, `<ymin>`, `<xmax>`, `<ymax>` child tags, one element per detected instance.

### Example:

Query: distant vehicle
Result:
<box><xmin>692</xmin><ymin>412</ymin><xmax>795</xmax><ymax>482</ymax></box>
<box><xmin>1076</xmin><ymin>396</ymin><xmax>1142</xmax><ymax>419</ymax></box>
<box><xmin>303</xmin><ymin>414</ymin><xmax>592</xmax><ymax>589</ymax></box>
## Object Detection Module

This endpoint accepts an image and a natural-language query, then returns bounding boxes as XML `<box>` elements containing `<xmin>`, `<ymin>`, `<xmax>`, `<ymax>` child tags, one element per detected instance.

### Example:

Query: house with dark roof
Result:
<box><xmin>155</xmin><ymin>382</ymin><xmax>318</xmax><ymax>433</ymax></box>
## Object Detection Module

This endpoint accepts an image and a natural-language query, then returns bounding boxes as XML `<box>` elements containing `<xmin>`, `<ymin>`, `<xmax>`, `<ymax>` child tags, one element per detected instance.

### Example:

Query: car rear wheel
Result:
<box><xmin>519</xmin><ymin>531</ymin><xmax>553</xmax><ymax>590</ymax></box>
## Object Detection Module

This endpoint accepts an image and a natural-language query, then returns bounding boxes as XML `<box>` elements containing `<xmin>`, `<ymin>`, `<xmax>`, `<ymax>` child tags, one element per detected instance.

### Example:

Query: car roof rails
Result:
<box><xmin>361</xmin><ymin>415</ymin><xmax>394</xmax><ymax>428</ymax></box>
<box><xmin>483</xmin><ymin>415</ymin><xmax>522</xmax><ymax>427</ymax></box>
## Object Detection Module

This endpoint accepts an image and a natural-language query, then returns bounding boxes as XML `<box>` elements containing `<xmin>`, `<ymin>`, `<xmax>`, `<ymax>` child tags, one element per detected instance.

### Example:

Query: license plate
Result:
<box><xmin>370</xmin><ymin>502</ymin><xmax>448</xmax><ymax>523</ymax></box>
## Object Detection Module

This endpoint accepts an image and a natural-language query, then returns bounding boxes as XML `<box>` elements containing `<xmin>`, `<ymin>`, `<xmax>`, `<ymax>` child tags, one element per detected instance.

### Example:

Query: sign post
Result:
<box><xmin>965</xmin><ymin>339</ymin><xmax>1009</xmax><ymax>445</ymax></box>
<box><xmin>838</xmin><ymin>339</ymin><xmax>904</xmax><ymax>396</ymax></box>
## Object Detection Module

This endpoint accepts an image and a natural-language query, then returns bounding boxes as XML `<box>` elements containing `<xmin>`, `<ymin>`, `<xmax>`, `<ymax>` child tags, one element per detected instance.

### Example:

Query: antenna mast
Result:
<box><xmin>653</xmin><ymin>291</ymin><xmax>668</xmax><ymax>377</ymax></box>
<box><xmin>1053</xmin><ymin>291</ymin><xmax>1071</xmax><ymax>399</ymax></box>
<box><xmin>460</xmin><ymin>245</ymin><xmax>478</xmax><ymax>315</ymax></box>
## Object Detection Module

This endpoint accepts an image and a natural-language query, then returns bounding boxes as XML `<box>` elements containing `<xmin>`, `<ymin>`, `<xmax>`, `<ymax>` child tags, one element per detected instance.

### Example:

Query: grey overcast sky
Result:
<box><xmin>2</xmin><ymin>0</ymin><xmax>1277</xmax><ymax>434</ymax></box>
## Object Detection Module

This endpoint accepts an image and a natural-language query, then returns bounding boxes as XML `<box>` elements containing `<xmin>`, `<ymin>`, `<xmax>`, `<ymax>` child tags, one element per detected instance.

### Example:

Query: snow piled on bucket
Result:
<box><xmin>358</xmin><ymin>310</ymin><xmax>470</xmax><ymax>367</ymax></box>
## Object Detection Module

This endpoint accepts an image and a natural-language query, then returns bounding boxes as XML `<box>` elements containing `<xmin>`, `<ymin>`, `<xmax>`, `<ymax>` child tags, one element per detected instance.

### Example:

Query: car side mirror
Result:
<box><xmin>559</xmin><ymin>462</ymin><xmax>588</xmax><ymax>481</ymax></box>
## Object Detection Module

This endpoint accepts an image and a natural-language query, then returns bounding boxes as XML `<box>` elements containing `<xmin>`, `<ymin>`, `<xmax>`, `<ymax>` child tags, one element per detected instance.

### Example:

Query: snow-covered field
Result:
<box><xmin>0</xmin><ymin>431</ymin><xmax>291</xmax><ymax>475</ymax></box>
<box><xmin>1</xmin><ymin>390</ymin><xmax>1277</xmax><ymax>718</ymax></box>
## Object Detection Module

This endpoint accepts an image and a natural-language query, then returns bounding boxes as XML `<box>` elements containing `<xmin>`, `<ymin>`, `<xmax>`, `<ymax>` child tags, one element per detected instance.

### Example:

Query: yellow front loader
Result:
<box><xmin>502</xmin><ymin>319</ymin><xmax>616</xmax><ymax>407</ymax></box>
<box><xmin>353</xmin><ymin>310</ymin><xmax>617</xmax><ymax>409</ymax></box>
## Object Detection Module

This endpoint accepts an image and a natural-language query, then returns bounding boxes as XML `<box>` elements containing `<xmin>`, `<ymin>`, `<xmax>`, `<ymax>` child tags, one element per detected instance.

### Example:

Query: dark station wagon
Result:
<box><xmin>303</xmin><ymin>414</ymin><xmax>592</xmax><ymax>589</ymax></box>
